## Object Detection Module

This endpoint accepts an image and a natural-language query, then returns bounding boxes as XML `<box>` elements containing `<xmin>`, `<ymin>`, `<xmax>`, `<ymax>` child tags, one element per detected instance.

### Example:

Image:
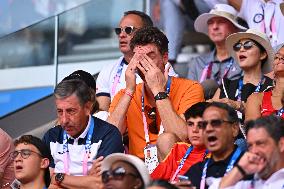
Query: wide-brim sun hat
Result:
<box><xmin>281</xmin><ymin>3</ymin><xmax>284</xmax><ymax>15</ymax></box>
<box><xmin>194</xmin><ymin>4</ymin><xmax>247</xmax><ymax>35</ymax></box>
<box><xmin>225</xmin><ymin>29</ymin><xmax>274</xmax><ymax>74</ymax></box>
<box><xmin>101</xmin><ymin>153</ymin><xmax>150</xmax><ymax>186</ymax></box>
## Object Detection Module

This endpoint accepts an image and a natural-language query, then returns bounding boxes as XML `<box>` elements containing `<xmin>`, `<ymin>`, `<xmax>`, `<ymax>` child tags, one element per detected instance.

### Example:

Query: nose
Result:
<box><xmin>249</xmin><ymin>144</ymin><xmax>259</xmax><ymax>154</ymax></box>
<box><xmin>192</xmin><ymin>124</ymin><xmax>200</xmax><ymax>133</ymax></box>
<box><xmin>60</xmin><ymin>112</ymin><xmax>70</xmax><ymax>125</ymax></box>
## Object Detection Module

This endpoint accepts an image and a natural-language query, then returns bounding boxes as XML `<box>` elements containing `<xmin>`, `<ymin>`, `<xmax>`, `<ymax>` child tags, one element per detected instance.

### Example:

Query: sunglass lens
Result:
<box><xmin>115</xmin><ymin>28</ymin><xmax>121</xmax><ymax>35</ymax></box>
<box><xmin>211</xmin><ymin>119</ymin><xmax>222</xmax><ymax>127</ymax></box>
<box><xmin>233</xmin><ymin>43</ymin><xmax>242</xmax><ymax>51</ymax></box>
<box><xmin>124</xmin><ymin>27</ymin><xmax>133</xmax><ymax>35</ymax></box>
<box><xmin>243</xmin><ymin>41</ymin><xmax>253</xmax><ymax>50</ymax></box>
<box><xmin>102</xmin><ymin>171</ymin><xmax>110</xmax><ymax>183</ymax></box>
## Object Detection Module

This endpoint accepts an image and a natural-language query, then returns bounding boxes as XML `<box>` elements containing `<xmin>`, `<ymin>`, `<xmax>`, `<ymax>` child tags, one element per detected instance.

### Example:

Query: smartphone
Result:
<box><xmin>177</xmin><ymin>175</ymin><xmax>189</xmax><ymax>181</ymax></box>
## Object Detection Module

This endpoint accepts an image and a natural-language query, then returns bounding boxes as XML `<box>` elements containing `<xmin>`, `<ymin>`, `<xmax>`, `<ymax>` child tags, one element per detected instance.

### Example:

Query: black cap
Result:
<box><xmin>63</xmin><ymin>70</ymin><xmax>96</xmax><ymax>91</ymax></box>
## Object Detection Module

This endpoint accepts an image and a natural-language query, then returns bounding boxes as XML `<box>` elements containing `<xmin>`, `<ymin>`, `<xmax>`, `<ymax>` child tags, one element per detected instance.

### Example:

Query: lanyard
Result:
<box><xmin>63</xmin><ymin>116</ymin><xmax>95</xmax><ymax>175</ymax></box>
<box><xmin>111</xmin><ymin>58</ymin><xmax>126</xmax><ymax>97</ymax></box>
<box><xmin>237</xmin><ymin>76</ymin><xmax>264</xmax><ymax>101</ymax></box>
<box><xmin>277</xmin><ymin>107</ymin><xmax>284</xmax><ymax>116</ymax></box>
<box><xmin>142</xmin><ymin>77</ymin><xmax>171</xmax><ymax>144</ymax></box>
<box><xmin>200</xmin><ymin>147</ymin><xmax>242</xmax><ymax>189</ymax></box>
<box><xmin>200</xmin><ymin>59</ymin><xmax>233</xmax><ymax>83</ymax></box>
<box><xmin>170</xmin><ymin>147</ymin><xmax>209</xmax><ymax>182</ymax></box>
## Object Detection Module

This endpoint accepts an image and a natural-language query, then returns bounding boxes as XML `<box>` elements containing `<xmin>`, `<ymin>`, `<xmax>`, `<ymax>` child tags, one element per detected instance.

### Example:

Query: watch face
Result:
<box><xmin>55</xmin><ymin>173</ymin><xmax>64</xmax><ymax>183</ymax></box>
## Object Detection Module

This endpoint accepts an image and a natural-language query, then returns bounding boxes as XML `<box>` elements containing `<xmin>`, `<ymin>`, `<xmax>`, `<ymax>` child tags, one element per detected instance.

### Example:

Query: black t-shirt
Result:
<box><xmin>184</xmin><ymin>147</ymin><xmax>244</xmax><ymax>189</ymax></box>
<box><xmin>219</xmin><ymin>76</ymin><xmax>273</xmax><ymax>102</ymax></box>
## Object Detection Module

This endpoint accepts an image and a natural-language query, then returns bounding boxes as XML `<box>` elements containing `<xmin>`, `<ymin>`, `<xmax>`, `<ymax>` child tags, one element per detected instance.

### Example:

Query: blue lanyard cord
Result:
<box><xmin>237</xmin><ymin>76</ymin><xmax>264</xmax><ymax>101</ymax></box>
<box><xmin>200</xmin><ymin>147</ymin><xmax>242</xmax><ymax>189</ymax></box>
<box><xmin>63</xmin><ymin>117</ymin><xmax>95</xmax><ymax>154</ymax></box>
<box><xmin>177</xmin><ymin>146</ymin><xmax>193</xmax><ymax>170</ymax></box>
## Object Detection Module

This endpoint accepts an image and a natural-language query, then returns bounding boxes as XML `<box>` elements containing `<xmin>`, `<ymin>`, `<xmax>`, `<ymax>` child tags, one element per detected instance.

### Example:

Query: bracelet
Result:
<box><xmin>124</xmin><ymin>90</ymin><xmax>134</xmax><ymax>98</ymax></box>
<box><xmin>235</xmin><ymin>164</ymin><xmax>247</xmax><ymax>177</ymax></box>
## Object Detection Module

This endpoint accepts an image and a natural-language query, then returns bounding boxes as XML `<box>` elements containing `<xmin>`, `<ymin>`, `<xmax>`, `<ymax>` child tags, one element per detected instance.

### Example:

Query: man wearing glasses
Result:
<box><xmin>96</xmin><ymin>10</ymin><xmax>177</xmax><ymax>112</ymax></box>
<box><xmin>107</xmin><ymin>27</ymin><xmax>204</xmax><ymax>170</ymax></box>
<box><xmin>10</xmin><ymin>135</ymin><xmax>51</xmax><ymax>189</ymax></box>
<box><xmin>182</xmin><ymin>102</ymin><xmax>244</xmax><ymax>189</ymax></box>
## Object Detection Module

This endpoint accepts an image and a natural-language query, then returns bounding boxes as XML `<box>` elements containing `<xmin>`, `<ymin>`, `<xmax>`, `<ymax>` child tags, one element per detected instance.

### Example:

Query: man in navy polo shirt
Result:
<box><xmin>43</xmin><ymin>74</ymin><xmax>124</xmax><ymax>188</ymax></box>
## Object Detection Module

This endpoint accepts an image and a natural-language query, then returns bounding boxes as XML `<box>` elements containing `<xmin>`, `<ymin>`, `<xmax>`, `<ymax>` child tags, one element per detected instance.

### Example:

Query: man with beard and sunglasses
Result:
<box><xmin>213</xmin><ymin>115</ymin><xmax>284</xmax><ymax>189</ymax></box>
<box><xmin>107</xmin><ymin>27</ymin><xmax>204</xmax><ymax>172</ymax></box>
<box><xmin>181</xmin><ymin>102</ymin><xmax>244</xmax><ymax>189</ymax></box>
<box><xmin>96</xmin><ymin>10</ymin><xmax>177</xmax><ymax>112</ymax></box>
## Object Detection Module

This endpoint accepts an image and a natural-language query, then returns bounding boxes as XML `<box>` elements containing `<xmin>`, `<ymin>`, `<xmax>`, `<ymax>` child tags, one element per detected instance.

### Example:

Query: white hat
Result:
<box><xmin>225</xmin><ymin>29</ymin><xmax>274</xmax><ymax>74</ymax></box>
<box><xmin>280</xmin><ymin>3</ymin><xmax>284</xmax><ymax>16</ymax></box>
<box><xmin>194</xmin><ymin>4</ymin><xmax>247</xmax><ymax>35</ymax></box>
<box><xmin>101</xmin><ymin>153</ymin><xmax>150</xmax><ymax>186</ymax></box>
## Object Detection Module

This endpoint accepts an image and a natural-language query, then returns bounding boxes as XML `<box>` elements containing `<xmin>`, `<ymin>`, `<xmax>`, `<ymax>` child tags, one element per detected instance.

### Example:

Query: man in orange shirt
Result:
<box><xmin>107</xmin><ymin>27</ymin><xmax>204</xmax><ymax>163</ymax></box>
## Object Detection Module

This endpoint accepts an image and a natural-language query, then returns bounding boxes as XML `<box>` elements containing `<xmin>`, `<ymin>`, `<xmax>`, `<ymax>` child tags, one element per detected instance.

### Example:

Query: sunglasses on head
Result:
<box><xmin>102</xmin><ymin>167</ymin><xmax>138</xmax><ymax>184</ymax></box>
<box><xmin>233</xmin><ymin>41</ymin><xmax>255</xmax><ymax>52</ymax></box>
<box><xmin>145</xmin><ymin>106</ymin><xmax>158</xmax><ymax>134</ymax></box>
<box><xmin>115</xmin><ymin>26</ymin><xmax>136</xmax><ymax>35</ymax></box>
<box><xmin>10</xmin><ymin>149</ymin><xmax>43</xmax><ymax>160</ymax></box>
<box><xmin>198</xmin><ymin>119</ymin><xmax>234</xmax><ymax>129</ymax></box>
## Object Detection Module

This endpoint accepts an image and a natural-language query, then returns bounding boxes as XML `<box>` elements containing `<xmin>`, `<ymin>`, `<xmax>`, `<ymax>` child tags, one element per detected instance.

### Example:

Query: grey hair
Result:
<box><xmin>54</xmin><ymin>79</ymin><xmax>92</xmax><ymax>106</ymax></box>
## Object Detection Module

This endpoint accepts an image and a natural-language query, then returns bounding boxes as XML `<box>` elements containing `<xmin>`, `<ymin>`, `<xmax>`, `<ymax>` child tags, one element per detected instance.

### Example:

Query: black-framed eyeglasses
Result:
<box><xmin>199</xmin><ymin>119</ymin><xmax>234</xmax><ymax>129</ymax></box>
<box><xmin>187</xmin><ymin>121</ymin><xmax>204</xmax><ymax>129</ymax></box>
<box><xmin>274</xmin><ymin>54</ymin><xmax>284</xmax><ymax>62</ymax></box>
<box><xmin>145</xmin><ymin>106</ymin><xmax>158</xmax><ymax>134</ymax></box>
<box><xmin>10</xmin><ymin>149</ymin><xmax>43</xmax><ymax>160</ymax></box>
<box><xmin>233</xmin><ymin>41</ymin><xmax>255</xmax><ymax>52</ymax></box>
<box><xmin>102</xmin><ymin>167</ymin><xmax>138</xmax><ymax>184</ymax></box>
<box><xmin>115</xmin><ymin>26</ymin><xmax>136</xmax><ymax>35</ymax></box>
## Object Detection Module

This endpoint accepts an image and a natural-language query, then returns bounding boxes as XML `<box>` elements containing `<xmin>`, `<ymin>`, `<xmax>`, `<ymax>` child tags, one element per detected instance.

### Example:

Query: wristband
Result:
<box><xmin>124</xmin><ymin>90</ymin><xmax>134</xmax><ymax>98</ymax></box>
<box><xmin>235</xmin><ymin>164</ymin><xmax>247</xmax><ymax>177</ymax></box>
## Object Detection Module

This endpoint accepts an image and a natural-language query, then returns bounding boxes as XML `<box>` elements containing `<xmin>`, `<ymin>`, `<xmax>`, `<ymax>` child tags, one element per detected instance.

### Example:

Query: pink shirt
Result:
<box><xmin>0</xmin><ymin>129</ymin><xmax>15</xmax><ymax>187</ymax></box>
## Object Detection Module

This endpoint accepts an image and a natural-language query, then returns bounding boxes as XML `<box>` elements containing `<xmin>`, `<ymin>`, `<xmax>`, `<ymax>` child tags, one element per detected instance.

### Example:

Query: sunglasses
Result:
<box><xmin>187</xmin><ymin>121</ymin><xmax>204</xmax><ymax>129</ymax></box>
<box><xmin>199</xmin><ymin>119</ymin><xmax>234</xmax><ymax>129</ymax></box>
<box><xmin>115</xmin><ymin>26</ymin><xmax>136</xmax><ymax>35</ymax></box>
<box><xmin>233</xmin><ymin>41</ymin><xmax>255</xmax><ymax>52</ymax></box>
<box><xmin>10</xmin><ymin>149</ymin><xmax>43</xmax><ymax>160</ymax></box>
<box><xmin>274</xmin><ymin>54</ymin><xmax>284</xmax><ymax>62</ymax></box>
<box><xmin>145</xmin><ymin>106</ymin><xmax>158</xmax><ymax>134</ymax></box>
<box><xmin>102</xmin><ymin>167</ymin><xmax>138</xmax><ymax>183</ymax></box>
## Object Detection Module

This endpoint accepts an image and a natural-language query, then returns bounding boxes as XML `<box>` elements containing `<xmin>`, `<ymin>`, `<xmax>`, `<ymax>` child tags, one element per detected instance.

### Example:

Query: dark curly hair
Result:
<box><xmin>130</xmin><ymin>26</ymin><xmax>169</xmax><ymax>55</ymax></box>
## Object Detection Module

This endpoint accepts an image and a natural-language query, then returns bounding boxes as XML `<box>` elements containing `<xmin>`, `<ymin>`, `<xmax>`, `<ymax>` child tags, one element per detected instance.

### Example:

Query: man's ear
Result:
<box><xmin>279</xmin><ymin>137</ymin><xmax>284</xmax><ymax>152</ymax></box>
<box><xmin>232</xmin><ymin>123</ymin><xmax>240</xmax><ymax>138</ymax></box>
<box><xmin>260</xmin><ymin>51</ymin><xmax>268</xmax><ymax>62</ymax></box>
<box><xmin>84</xmin><ymin>101</ymin><xmax>93</xmax><ymax>114</ymax></box>
<box><xmin>162</xmin><ymin>52</ymin><xmax>168</xmax><ymax>65</ymax></box>
<box><xmin>41</xmin><ymin>158</ymin><xmax>50</xmax><ymax>169</ymax></box>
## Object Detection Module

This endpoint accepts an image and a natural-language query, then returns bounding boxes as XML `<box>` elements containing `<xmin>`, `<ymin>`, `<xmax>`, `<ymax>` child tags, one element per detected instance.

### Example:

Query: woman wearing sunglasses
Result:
<box><xmin>211</xmin><ymin>29</ymin><xmax>274</xmax><ymax>121</ymax></box>
<box><xmin>101</xmin><ymin>153</ymin><xmax>150</xmax><ymax>189</ymax></box>
<box><xmin>245</xmin><ymin>44</ymin><xmax>284</xmax><ymax>121</ymax></box>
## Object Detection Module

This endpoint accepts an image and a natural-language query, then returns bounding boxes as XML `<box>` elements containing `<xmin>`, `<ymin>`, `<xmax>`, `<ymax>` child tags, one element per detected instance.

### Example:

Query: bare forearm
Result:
<box><xmin>219</xmin><ymin>167</ymin><xmax>244</xmax><ymax>188</ymax></box>
<box><xmin>156</xmin><ymin>99</ymin><xmax>187</xmax><ymax>141</ymax></box>
<box><xmin>107</xmin><ymin>92</ymin><xmax>132</xmax><ymax>134</ymax></box>
<box><xmin>60</xmin><ymin>175</ymin><xmax>103</xmax><ymax>189</ymax></box>
<box><xmin>96</xmin><ymin>96</ymin><xmax>111</xmax><ymax>111</ymax></box>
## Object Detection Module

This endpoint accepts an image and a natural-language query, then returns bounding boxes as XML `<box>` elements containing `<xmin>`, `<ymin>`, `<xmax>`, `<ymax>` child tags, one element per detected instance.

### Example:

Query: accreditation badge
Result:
<box><xmin>144</xmin><ymin>144</ymin><xmax>159</xmax><ymax>173</ymax></box>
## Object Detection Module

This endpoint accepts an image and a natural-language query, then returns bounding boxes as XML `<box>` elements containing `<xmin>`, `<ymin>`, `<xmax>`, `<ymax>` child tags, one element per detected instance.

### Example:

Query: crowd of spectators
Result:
<box><xmin>1</xmin><ymin>2</ymin><xmax>284</xmax><ymax>189</ymax></box>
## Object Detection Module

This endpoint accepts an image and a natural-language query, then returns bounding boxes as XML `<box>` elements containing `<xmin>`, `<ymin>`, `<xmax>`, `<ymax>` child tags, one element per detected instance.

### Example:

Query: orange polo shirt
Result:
<box><xmin>109</xmin><ymin>77</ymin><xmax>204</xmax><ymax>158</ymax></box>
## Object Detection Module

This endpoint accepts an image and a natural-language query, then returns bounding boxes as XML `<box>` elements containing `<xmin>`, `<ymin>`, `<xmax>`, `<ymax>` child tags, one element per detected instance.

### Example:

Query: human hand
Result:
<box><xmin>173</xmin><ymin>180</ymin><xmax>196</xmax><ymax>189</ymax></box>
<box><xmin>237</xmin><ymin>152</ymin><xmax>266</xmax><ymax>175</ymax></box>
<box><xmin>89</xmin><ymin>156</ymin><xmax>104</xmax><ymax>176</ymax></box>
<box><xmin>136</xmin><ymin>54</ymin><xmax>167</xmax><ymax>96</ymax></box>
<box><xmin>217</xmin><ymin>98</ymin><xmax>242</xmax><ymax>110</ymax></box>
<box><xmin>125</xmin><ymin>53</ymin><xmax>140</xmax><ymax>93</ymax></box>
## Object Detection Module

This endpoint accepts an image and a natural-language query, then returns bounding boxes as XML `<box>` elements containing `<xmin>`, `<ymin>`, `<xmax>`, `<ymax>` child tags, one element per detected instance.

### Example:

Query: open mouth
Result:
<box><xmin>15</xmin><ymin>165</ymin><xmax>23</xmax><ymax>171</ymax></box>
<box><xmin>207</xmin><ymin>136</ymin><xmax>218</xmax><ymax>147</ymax></box>
<box><xmin>239</xmin><ymin>55</ymin><xmax>247</xmax><ymax>61</ymax></box>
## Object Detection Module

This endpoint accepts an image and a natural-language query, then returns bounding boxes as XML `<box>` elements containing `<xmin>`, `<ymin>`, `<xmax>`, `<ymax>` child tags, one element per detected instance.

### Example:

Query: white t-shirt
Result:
<box><xmin>207</xmin><ymin>168</ymin><xmax>284</xmax><ymax>189</ymax></box>
<box><xmin>238</xmin><ymin>0</ymin><xmax>284</xmax><ymax>47</ymax></box>
<box><xmin>96</xmin><ymin>56</ymin><xmax>178</xmax><ymax>101</ymax></box>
